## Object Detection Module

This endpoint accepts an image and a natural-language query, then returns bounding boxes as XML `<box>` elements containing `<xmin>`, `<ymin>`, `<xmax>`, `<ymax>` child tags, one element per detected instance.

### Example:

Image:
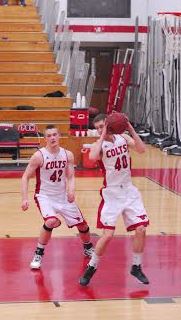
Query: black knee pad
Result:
<box><xmin>78</xmin><ymin>226</ymin><xmax>89</xmax><ymax>234</ymax></box>
<box><xmin>43</xmin><ymin>224</ymin><xmax>53</xmax><ymax>232</ymax></box>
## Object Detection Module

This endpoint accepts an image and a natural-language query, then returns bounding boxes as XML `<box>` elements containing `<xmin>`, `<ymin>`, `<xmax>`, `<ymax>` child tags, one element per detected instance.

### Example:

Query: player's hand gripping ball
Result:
<box><xmin>106</xmin><ymin>112</ymin><xmax>129</xmax><ymax>134</ymax></box>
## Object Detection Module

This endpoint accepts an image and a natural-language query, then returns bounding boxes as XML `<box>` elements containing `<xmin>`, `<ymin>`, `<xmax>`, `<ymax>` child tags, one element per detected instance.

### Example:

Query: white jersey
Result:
<box><xmin>100</xmin><ymin>134</ymin><xmax>132</xmax><ymax>187</ymax></box>
<box><xmin>35</xmin><ymin>147</ymin><xmax>68</xmax><ymax>198</ymax></box>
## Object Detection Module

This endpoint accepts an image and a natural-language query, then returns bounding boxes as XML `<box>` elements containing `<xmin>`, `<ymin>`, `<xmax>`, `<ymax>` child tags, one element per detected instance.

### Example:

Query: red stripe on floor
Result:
<box><xmin>0</xmin><ymin>168</ymin><xmax>180</xmax><ymax>194</ymax></box>
<box><xmin>0</xmin><ymin>171</ymin><xmax>23</xmax><ymax>178</ymax></box>
<box><xmin>146</xmin><ymin>168</ymin><xmax>181</xmax><ymax>195</ymax></box>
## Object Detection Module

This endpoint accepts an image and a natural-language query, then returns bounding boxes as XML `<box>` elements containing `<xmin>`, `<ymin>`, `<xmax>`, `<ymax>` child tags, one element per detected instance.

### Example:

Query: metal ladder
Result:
<box><xmin>107</xmin><ymin>48</ymin><xmax>134</xmax><ymax>113</ymax></box>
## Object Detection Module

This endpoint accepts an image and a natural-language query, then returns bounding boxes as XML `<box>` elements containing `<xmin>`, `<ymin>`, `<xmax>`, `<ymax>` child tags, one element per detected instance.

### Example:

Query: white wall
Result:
<box><xmin>56</xmin><ymin>0</ymin><xmax>180</xmax><ymax>42</ymax></box>
<box><xmin>148</xmin><ymin>0</ymin><xmax>180</xmax><ymax>16</ymax></box>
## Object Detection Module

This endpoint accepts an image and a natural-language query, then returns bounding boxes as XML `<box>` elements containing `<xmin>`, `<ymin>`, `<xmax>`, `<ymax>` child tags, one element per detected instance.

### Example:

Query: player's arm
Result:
<box><xmin>89</xmin><ymin>124</ymin><xmax>107</xmax><ymax>161</ymax></box>
<box><xmin>66</xmin><ymin>150</ymin><xmax>75</xmax><ymax>203</ymax></box>
<box><xmin>21</xmin><ymin>151</ymin><xmax>42</xmax><ymax>211</ymax></box>
<box><xmin>122</xmin><ymin>122</ymin><xmax>146</xmax><ymax>153</ymax></box>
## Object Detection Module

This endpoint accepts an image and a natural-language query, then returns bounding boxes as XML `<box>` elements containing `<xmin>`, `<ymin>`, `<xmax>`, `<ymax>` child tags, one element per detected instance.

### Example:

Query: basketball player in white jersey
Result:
<box><xmin>79</xmin><ymin>114</ymin><xmax>149</xmax><ymax>286</ymax></box>
<box><xmin>21</xmin><ymin>125</ymin><xmax>93</xmax><ymax>269</ymax></box>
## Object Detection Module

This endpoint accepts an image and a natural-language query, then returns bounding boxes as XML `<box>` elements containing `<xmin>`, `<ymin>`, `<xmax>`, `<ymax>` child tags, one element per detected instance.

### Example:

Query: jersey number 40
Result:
<box><xmin>114</xmin><ymin>155</ymin><xmax>128</xmax><ymax>171</ymax></box>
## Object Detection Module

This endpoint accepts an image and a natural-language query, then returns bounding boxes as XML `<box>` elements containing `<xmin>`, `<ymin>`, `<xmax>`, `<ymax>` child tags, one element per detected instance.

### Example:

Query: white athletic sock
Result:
<box><xmin>89</xmin><ymin>252</ymin><xmax>100</xmax><ymax>268</ymax></box>
<box><xmin>37</xmin><ymin>243</ymin><xmax>45</xmax><ymax>249</ymax></box>
<box><xmin>132</xmin><ymin>253</ymin><xmax>142</xmax><ymax>266</ymax></box>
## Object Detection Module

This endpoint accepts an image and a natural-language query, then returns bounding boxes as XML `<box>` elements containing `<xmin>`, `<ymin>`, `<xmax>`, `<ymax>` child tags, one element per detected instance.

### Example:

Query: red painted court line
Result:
<box><xmin>0</xmin><ymin>168</ymin><xmax>146</xmax><ymax>178</ymax></box>
<box><xmin>75</xmin><ymin>168</ymin><xmax>181</xmax><ymax>195</ymax></box>
<box><xmin>0</xmin><ymin>168</ymin><xmax>180</xmax><ymax>195</ymax></box>
<box><xmin>146</xmin><ymin>168</ymin><xmax>181</xmax><ymax>195</ymax></box>
<box><xmin>0</xmin><ymin>236</ymin><xmax>181</xmax><ymax>302</ymax></box>
<box><xmin>0</xmin><ymin>171</ymin><xmax>23</xmax><ymax>178</ymax></box>
<box><xmin>75</xmin><ymin>169</ymin><xmax>103</xmax><ymax>177</ymax></box>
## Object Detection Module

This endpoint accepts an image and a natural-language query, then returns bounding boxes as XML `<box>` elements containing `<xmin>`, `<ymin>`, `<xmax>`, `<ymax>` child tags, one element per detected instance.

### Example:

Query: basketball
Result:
<box><xmin>106</xmin><ymin>112</ymin><xmax>129</xmax><ymax>134</ymax></box>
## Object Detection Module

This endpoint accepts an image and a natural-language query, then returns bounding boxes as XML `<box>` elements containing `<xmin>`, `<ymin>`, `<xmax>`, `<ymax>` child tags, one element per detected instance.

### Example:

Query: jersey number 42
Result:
<box><xmin>50</xmin><ymin>169</ymin><xmax>63</xmax><ymax>182</ymax></box>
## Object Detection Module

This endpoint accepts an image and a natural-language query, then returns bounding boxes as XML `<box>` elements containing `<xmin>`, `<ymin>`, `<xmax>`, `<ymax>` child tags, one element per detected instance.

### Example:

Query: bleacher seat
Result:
<box><xmin>0</xmin><ymin>124</ymin><xmax>19</xmax><ymax>159</ymax></box>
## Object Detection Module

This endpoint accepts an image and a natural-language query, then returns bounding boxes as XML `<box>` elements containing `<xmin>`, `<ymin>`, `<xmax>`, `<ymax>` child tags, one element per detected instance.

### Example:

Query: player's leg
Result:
<box><xmin>31</xmin><ymin>196</ymin><xmax>61</xmax><ymax>269</ymax></box>
<box><xmin>79</xmin><ymin>193</ymin><xmax>117</xmax><ymax>286</ymax></box>
<box><xmin>79</xmin><ymin>228</ymin><xmax>115</xmax><ymax>286</ymax></box>
<box><xmin>30</xmin><ymin>217</ymin><xmax>61</xmax><ymax>269</ymax></box>
<box><xmin>61</xmin><ymin>201</ymin><xmax>94</xmax><ymax>257</ymax></box>
<box><xmin>130</xmin><ymin>225</ymin><xmax>149</xmax><ymax>284</ymax></box>
<box><xmin>77</xmin><ymin>223</ymin><xmax>94</xmax><ymax>257</ymax></box>
<box><xmin>123</xmin><ymin>187</ymin><xmax>149</xmax><ymax>284</ymax></box>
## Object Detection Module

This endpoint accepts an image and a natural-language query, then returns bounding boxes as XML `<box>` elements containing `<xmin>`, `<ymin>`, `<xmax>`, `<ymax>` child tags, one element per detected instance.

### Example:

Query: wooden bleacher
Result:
<box><xmin>0</xmin><ymin>73</ymin><xmax>64</xmax><ymax>83</ymax></box>
<box><xmin>0</xmin><ymin>110</ymin><xmax>70</xmax><ymax>122</ymax></box>
<box><xmin>0</xmin><ymin>62</ymin><xmax>58</xmax><ymax>72</ymax></box>
<box><xmin>0</xmin><ymin>52</ymin><xmax>54</xmax><ymax>61</ymax></box>
<box><xmin>0</xmin><ymin>0</ymin><xmax>97</xmax><ymax>165</ymax></box>
<box><xmin>0</xmin><ymin>85</ymin><xmax>67</xmax><ymax>96</ymax></box>
<box><xmin>0</xmin><ymin>0</ymin><xmax>70</xmax><ymax>151</ymax></box>
<box><xmin>0</xmin><ymin>97</ymin><xmax>72</xmax><ymax>108</ymax></box>
<box><xmin>19</xmin><ymin>136</ymin><xmax>97</xmax><ymax>166</ymax></box>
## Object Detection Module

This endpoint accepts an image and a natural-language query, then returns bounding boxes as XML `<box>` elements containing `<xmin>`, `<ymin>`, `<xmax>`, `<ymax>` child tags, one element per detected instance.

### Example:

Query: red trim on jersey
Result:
<box><xmin>130</xmin><ymin>156</ymin><xmax>132</xmax><ymax>170</ymax></box>
<box><xmin>98</xmin><ymin>160</ymin><xmax>107</xmax><ymax>188</ymax></box>
<box><xmin>73</xmin><ymin>206</ymin><xmax>87</xmax><ymax>227</ymax></box>
<box><xmin>97</xmin><ymin>188</ymin><xmax>115</xmax><ymax>230</ymax></box>
<box><xmin>97</xmin><ymin>148</ymin><xmax>115</xmax><ymax>229</ymax></box>
<box><xmin>35</xmin><ymin>149</ymin><xmax>44</xmax><ymax>194</ymax></box>
<box><xmin>68</xmin><ymin>219</ymin><xmax>87</xmax><ymax>228</ymax></box>
<box><xmin>97</xmin><ymin>197</ymin><xmax>105</xmax><ymax>229</ymax></box>
<box><xmin>34</xmin><ymin>195</ymin><xmax>41</xmax><ymax>213</ymax></box>
<box><xmin>102</xmin><ymin>225</ymin><xmax>115</xmax><ymax>230</ymax></box>
<box><xmin>35</xmin><ymin>167</ymin><xmax>41</xmax><ymax>194</ymax></box>
<box><xmin>44</xmin><ymin>216</ymin><xmax>59</xmax><ymax>221</ymax></box>
<box><xmin>63</xmin><ymin>148</ymin><xmax>69</xmax><ymax>177</ymax></box>
<box><xmin>127</xmin><ymin>220</ymin><xmax>149</xmax><ymax>232</ymax></box>
<box><xmin>77</xmin><ymin>206</ymin><xmax>86</xmax><ymax>219</ymax></box>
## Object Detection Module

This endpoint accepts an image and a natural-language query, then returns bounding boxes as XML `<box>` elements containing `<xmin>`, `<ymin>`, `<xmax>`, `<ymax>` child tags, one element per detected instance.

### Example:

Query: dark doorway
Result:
<box><xmin>81</xmin><ymin>42</ymin><xmax>134</xmax><ymax>113</ymax></box>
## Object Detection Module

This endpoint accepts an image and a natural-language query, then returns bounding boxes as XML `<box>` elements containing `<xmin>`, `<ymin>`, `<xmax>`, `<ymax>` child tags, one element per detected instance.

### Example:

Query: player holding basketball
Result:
<box><xmin>79</xmin><ymin>113</ymin><xmax>149</xmax><ymax>286</ymax></box>
<box><xmin>21</xmin><ymin>125</ymin><xmax>93</xmax><ymax>269</ymax></box>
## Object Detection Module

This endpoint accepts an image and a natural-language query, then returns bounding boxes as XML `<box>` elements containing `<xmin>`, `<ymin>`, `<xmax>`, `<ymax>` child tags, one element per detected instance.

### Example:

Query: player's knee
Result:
<box><xmin>77</xmin><ymin>222</ymin><xmax>89</xmax><ymax>233</ymax></box>
<box><xmin>103</xmin><ymin>232</ymin><xmax>114</xmax><ymax>243</ymax></box>
<box><xmin>44</xmin><ymin>217</ymin><xmax>61</xmax><ymax>229</ymax></box>
<box><xmin>135</xmin><ymin>225</ymin><xmax>146</xmax><ymax>235</ymax></box>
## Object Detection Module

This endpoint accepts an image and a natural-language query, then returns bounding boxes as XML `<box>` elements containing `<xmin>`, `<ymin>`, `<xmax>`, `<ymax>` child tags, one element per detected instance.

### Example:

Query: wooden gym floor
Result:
<box><xmin>0</xmin><ymin>145</ymin><xmax>181</xmax><ymax>319</ymax></box>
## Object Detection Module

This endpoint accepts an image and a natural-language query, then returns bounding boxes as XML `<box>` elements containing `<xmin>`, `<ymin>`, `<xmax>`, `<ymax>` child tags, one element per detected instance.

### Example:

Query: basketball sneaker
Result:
<box><xmin>79</xmin><ymin>265</ymin><xmax>96</xmax><ymax>286</ymax></box>
<box><xmin>83</xmin><ymin>243</ymin><xmax>94</xmax><ymax>258</ymax></box>
<box><xmin>30</xmin><ymin>248</ymin><xmax>44</xmax><ymax>269</ymax></box>
<box><xmin>130</xmin><ymin>265</ymin><xmax>149</xmax><ymax>284</ymax></box>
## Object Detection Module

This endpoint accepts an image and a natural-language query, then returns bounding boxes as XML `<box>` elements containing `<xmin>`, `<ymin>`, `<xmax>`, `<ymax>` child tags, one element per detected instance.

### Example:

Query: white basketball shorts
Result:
<box><xmin>97</xmin><ymin>184</ymin><xmax>149</xmax><ymax>231</ymax></box>
<box><xmin>34</xmin><ymin>194</ymin><xmax>84</xmax><ymax>227</ymax></box>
